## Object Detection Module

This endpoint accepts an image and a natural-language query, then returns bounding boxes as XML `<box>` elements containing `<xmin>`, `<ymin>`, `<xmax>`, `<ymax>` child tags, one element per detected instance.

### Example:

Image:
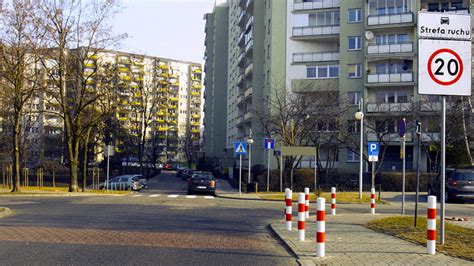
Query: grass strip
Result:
<box><xmin>367</xmin><ymin>216</ymin><xmax>474</xmax><ymax>261</ymax></box>
<box><xmin>259</xmin><ymin>192</ymin><xmax>387</xmax><ymax>204</ymax></box>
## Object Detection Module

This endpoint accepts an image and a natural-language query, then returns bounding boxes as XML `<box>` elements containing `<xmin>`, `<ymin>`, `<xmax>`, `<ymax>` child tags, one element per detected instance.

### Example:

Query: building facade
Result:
<box><xmin>204</xmin><ymin>0</ymin><xmax>473</xmax><ymax>174</ymax></box>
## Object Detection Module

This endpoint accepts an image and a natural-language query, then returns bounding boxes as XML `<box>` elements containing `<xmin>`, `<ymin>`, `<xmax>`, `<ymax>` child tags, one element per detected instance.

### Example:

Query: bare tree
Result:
<box><xmin>37</xmin><ymin>0</ymin><xmax>124</xmax><ymax>192</ymax></box>
<box><xmin>0</xmin><ymin>0</ymin><xmax>44</xmax><ymax>192</ymax></box>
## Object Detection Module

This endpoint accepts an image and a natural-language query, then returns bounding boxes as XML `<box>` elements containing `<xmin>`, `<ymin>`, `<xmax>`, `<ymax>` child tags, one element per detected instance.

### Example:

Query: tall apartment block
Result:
<box><xmin>203</xmin><ymin>1</ymin><xmax>229</xmax><ymax>160</ymax></box>
<box><xmin>205</xmin><ymin>0</ymin><xmax>473</xmax><ymax>174</ymax></box>
<box><xmin>18</xmin><ymin>50</ymin><xmax>202</xmax><ymax>168</ymax></box>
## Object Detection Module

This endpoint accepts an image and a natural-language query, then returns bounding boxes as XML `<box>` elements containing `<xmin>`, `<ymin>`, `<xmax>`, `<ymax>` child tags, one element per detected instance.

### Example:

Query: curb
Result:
<box><xmin>0</xmin><ymin>207</ymin><xmax>12</xmax><ymax>218</ymax></box>
<box><xmin>268</xmin><ymin>224</ymin><xmax>301</xmax><ymax>263</ymax></box>
<box><xmin>0</xmin><ymin>192</ymin><xmax>129</xmax><ymax>197</ymax></box>
<box><xmin>216</xmin><ymin>194</ymin><xmax>388</xmax><ymax>205</ymax></box>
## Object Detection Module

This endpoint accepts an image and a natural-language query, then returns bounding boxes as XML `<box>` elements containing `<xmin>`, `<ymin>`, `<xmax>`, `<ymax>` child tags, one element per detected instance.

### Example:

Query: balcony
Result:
<box><xmin>235</xmin><ymin>115</ymin><xmax>244</xmax><ymax>126</ymax></box>
<box><xmin>244</xmin><ymin>111</ymin><xmax>252</xmax><ymax>122</ymax></box>
<box><xmin>292</xmin><ymin>51</ymin><xmax>339</xmax><ymax>63</ymax></box>
<box><xmin>367</xmin><ymin>13</ymin><xmax>414</xmax><ymax>27</ymax></box>
<box><xmin>244</xmin><ymin>87</ymin><xmax>252</xmax><ymax>99</ymax></box>
<box><xmin>367</xmin><ymin>42</ymin><xmax>413</xmax><ymax>55</ymax></box>
<box><xmin>237</xmin><ymin>52</ymin><xmax>245</xmax><ymax>67</ymax></box>
<box><xmin>367</xmin><ymin>132</ymin><xmax>412</xmax><ymax>142</ymax></box>
<box><xmin>238</xmin><ymin>11</ymin><xmax>246</xmax><ymax>27</ymax></box>
<box><xmin>366</xmin><ymin>102</ymin><xmax>412</xmax><ymax>113</ymax></box>
<box><xmin>292</xmin><ymin>25</ymin><xmax>340</xmax><ymax>39</ymax></box>
<box><xmin>293</xmin><ymin>0</ymin><xmax>340</xmax><ymax>11</ymax></box>
<box><xmin>245</xmin><ymin>16</ymin><xmax>253</xmax><ymax>31</ymax></box>
<box><xmin>245</xmin><ymin>38</ymin><xmax>253</xmax><ymax>53</ymax></box>
<box><xmin>238</xmin><ymin>32</ymin><xmax>245</xmax><ymax>46</ymax></box>
<box><xmin>236</xmin><ymin>95</ymin><xmax>244</xmax><ymax>106</ymax></box>
<box><xmin>244</xmin><ymin>62</ymin><xmax>253</xmax><ymax>77</ymax></box>
<box><xmin>366</xmin><ymin>72</ymin><xmax>413</xmax><ymax>85</ymax></box>
<box><xmin>421</xmin><ymin>133</ymin><xmax>440</xmax><ymax>142</ymax></box>
<box><xmin>245</xmin><ymin>0</ymin><xmax>253</xmax><ymax>10</ymax></box>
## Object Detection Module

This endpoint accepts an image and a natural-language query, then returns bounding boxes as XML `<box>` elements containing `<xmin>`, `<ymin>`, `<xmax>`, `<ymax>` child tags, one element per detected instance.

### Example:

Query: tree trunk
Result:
<box><xmin>12</xmin><ymin>115</ymin><xmax>21</xmax><ymax>192</ymax></box>
<box><xmin>82</xmin><ymin>127</ymin><xmax>92</xmax><ymax>192</ymax></box>
<box><xmin>461</xmin><ymin>98</ymin><xmax>473</xmax><ymax>165</ymax></box>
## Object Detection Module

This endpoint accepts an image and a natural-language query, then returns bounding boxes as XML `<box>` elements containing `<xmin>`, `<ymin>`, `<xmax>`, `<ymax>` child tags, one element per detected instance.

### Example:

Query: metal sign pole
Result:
<box><xmin>267</xmin><ymin>148</ymin><xmax>270</xmax><ymax>192</ymax></box>
<box><xmin>248</xmin><ymin>143</ymin><xmax>251</xmax><ymax>184</ymax></box>
<box><xmin>371</xmin><ymin>161</ymin><xmax>375</xmax><ymax>190</ymax></box>
<box><xmin>402</xmin><ymin>135</ymin><xmax>406</xmax><ymax>215</ymax></box>
<box><xmin>239</xmin><ymin>154</ymin><xmax>242</xmax><ymax>197</ymax></box>
<box><xmin>414</xmin><ymin>121</ymin><xmax>421</xmax><ymax>227</ymax></box>
<box><xmin>359</xmin><ymin>98</ymin><xmax>364</xmax><ymax>199</ymax></box>
<box><xmin>280</xmin><ymin>153</ymin><xmax>283</xmax><ymax>193</ymax></box>
<box><xmin>440</xmin><ymin>95</ymin><xmax>446</xmax><ymax>245</ymax></box>
<box><xmin>106</xmin><ymin>146</ymin><xmax>110</xmax><ymax>191</ymax></box>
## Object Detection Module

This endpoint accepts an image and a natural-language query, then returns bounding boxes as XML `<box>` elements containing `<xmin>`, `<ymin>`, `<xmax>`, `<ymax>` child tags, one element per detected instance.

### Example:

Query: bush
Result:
<box><xmin>380</xmin><ymin>172</ymin><xmax>434</xmax><ymax>192</ymax></box>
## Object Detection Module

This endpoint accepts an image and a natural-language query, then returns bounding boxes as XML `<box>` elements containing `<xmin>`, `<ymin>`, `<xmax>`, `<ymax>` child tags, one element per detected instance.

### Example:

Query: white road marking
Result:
<box><xmin>168</xmin><ymin>195</ymin><xmax>179</xmax><ymax>198</ymax></box>
<box><xmin>149</xmin><ymin>194</ymin><xmax>161</xmax><ymax>198</ymax></box>
<box><xmin>186</xmin><ymin>195</ymin><xmax>197</xmax><ymax>199</ymax></box>
<box><xmin>131</xmin><ymin>194</ymin><xmax>143</xmax><ymax>197</ymax></box>
<box><xmin>204</xmin><ymin>196</ymin><xmax>214</xmax><ymax>199</ymax></box>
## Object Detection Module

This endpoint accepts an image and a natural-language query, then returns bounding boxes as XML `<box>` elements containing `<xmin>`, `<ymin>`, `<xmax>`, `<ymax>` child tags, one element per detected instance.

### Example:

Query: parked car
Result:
<box><xmin>187</xmin><ymin>171</ymin><xmax>216</xmax><ymax>195</ymax></box>
<box><xmin>176</xmin><ymin>168</ymin><xmax>186</xmax><ymax>178</ymax></box>
<box><xmin>100</xmin><ymin>175</ymin><xmax>141</xmax><ymax>191</ymax></box>
<box><xmin>182</xmin><ymin>169</ymin><xmax>194</xmax><ymax>181</ymax></box>
<box><xmin>428</xmin><ymin>169</ymin><xmax>474</xmax><ymax>202</ymax></box>
<box><xmin>163</xmin><ymin>163</ymin><xmax>173</xmax><ymax>170</ymax></box>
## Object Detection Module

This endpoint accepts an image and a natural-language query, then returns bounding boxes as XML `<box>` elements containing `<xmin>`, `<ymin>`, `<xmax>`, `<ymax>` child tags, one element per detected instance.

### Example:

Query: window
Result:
<box><xmin>347</xmin><ymin>91</ymin><xmax>361</xmax><ymax>105</ymax></box>
<box><xmin>347</xmin><ymin>120</ymin><xmax>360</xmax><ymax>133</ymax></box>
<box><xmin>348</xmin><ymin>36</ymin><xmax>361</xmax><ymax>50</ymax></box>
<box><xmin>348</xmin><ymin>64</ymin><xmax>362</xmax><ymax>78</ymax></box>
<box><xmin>307</xmin><ymin>65</ymin><xmax>339</xmax><ymax>79</ymax></box>
<box><xmin>348</xmin><ymin>9</ymin><xmax>362</xmax><ymax>23</ymax></box>
<box><xmin>347</xmin><ymin>149</ymin><xmax>359</xmax><ymax>162</ymax></box>
<box><xmin>375</xmin><ymin>91</ymin><xmax>410</xmax><ymax>103</ymax></box>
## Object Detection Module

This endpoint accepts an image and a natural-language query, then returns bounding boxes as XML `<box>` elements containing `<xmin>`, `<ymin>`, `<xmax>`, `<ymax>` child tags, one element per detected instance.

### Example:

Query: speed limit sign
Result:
<box><xmin>418</xmin><ymin>39</ymin><xmax>471</xmax><ymax>96</ymax></box>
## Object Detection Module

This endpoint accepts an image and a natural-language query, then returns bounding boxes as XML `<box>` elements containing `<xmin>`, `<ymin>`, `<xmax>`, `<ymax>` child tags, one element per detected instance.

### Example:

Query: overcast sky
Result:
<box><xmin>113</xmin><ymin>0</ymin><xmax>215</xmax><ymax>64</ymax></box>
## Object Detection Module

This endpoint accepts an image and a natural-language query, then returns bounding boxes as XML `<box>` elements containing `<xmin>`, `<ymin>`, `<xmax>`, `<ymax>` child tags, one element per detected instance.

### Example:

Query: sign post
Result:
<box><xmin>368</xmin><ymin>142</ymin><xmax>379</xmax><ymax>190</ymax></box>
<box><xmin>414</xmin><ymin>121</ymin><xmax>422</xmax><ymax>227</ymax></box>
<box><xmin>264</xmin><ymin>138</ymin><xmax>275</xmax><ymax>192</ymax></box>
<box><xmin>418</xmin><ymin>12</ymin><xmax>471</xmax><ymax>244</ymax></box>
<box><xmin>234</xmin><ymin>142</ymin><xmax>248</xmax><ymax>197</ymax></box>
<box><xmin>399</xmin><ymin>118</ymin><xmax>406</xmax><ymax>215</ymax></box>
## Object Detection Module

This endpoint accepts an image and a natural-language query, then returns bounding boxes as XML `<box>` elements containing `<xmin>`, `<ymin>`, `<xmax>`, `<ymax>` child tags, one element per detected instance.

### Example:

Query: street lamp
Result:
<box><xmin>354</xmin><ymin>98</ymin><xmax>364</xmax><ymax>199</ymax></box>
<box><xmin>247</xmin><ymin>129</ymin><xmax>253</xmax><ymax>184</ymax></box>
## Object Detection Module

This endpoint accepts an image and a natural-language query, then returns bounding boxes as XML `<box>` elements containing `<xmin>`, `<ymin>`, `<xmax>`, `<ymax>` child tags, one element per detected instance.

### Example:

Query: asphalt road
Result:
<box><xmin>0</xmin><ymin>172</ymin><xmax>297</xmax><ymax>266</ymax></box>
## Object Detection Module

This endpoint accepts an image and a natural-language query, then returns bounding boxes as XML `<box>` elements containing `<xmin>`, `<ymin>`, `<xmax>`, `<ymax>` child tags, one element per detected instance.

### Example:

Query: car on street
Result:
<box><xmin>182</xmin><ymin>169</ymin><xmax>194</xmax><ymax>181</ymax></box>
<box><xmin>187</xmin><ymin>171</ymin><xmax>216</xmax><ymax>196</ymax></box>
<box><xmin>428</xmin><ymin>169</ymin><xmax>474</xmax><ymax>202</ymax></box>
<box><xmin>100</xmin><ymin>175</ymin><xmax>141</xmax><ymax>191</ymax></box>
<box><xmin>163</xmin><ymin>163</ymin><xmax>173</xmax><ymax>170</ymax></box>
<box><xmin>176</xmin><ymin>168</ymin><xmax>186</xmax><ymax>178</ymax></box>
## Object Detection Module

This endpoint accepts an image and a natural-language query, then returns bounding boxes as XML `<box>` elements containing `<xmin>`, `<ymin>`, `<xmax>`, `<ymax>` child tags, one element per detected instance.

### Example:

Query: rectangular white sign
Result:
<box><xmin>418</xmin><ymin>12</ymin><xmax>471</xmax><ymax>40</ymax></box>
<box><xmin>418</xmin><ymin>39</ymin><xmax>471</xmax><ymax>96</ymax></box>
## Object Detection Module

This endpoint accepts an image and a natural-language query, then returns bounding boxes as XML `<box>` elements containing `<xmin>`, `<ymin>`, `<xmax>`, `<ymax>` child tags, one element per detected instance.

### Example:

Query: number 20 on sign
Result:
<box><xmin>418</xmin><ymin>39</ymin><xmax>471</xmax><ymax>96</ymax></box>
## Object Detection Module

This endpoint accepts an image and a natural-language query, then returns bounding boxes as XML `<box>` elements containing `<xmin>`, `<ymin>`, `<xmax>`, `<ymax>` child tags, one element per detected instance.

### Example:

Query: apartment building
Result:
<box><xmin>205</xmin><ymin>0</ymin><xmax>473</xmax><ymax>174</ymax></box>
<box><xmin>286</xmin><ymin>0</ymin><xmax>472</xmax><ymax>173</ymax></box>
<box><xmin>20</xmin><ymin>49</ymin><xmax>202</xmax><ymax>168</ymax></box>
<box><xmin>204</xmin><ymin>0</ymin><xmax>286</xmax><ymax>168</ymax></box>
<box><xmin>203</xmin><ymin>1</ymin><xmax>229</xmax><ymax>160</ymax></box>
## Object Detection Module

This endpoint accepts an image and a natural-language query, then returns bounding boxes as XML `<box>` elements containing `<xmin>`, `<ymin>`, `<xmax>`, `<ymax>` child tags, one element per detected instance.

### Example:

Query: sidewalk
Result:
<box><xmin>271</xmin><ymin>213</ymin><xmax>471</xmax><ymax>265</ymax></box>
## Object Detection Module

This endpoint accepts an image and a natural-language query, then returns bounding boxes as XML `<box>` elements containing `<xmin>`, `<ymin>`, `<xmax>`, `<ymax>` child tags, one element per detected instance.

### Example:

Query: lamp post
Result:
<box><xmin>247</xmin><ymin>130</ymin><xmax>253</xmax><ymax>184</ymax></box>
<box><xmin>355</xmin><ymin>98</ymin><xmax>364</xmax><ymax>199</ymax></box>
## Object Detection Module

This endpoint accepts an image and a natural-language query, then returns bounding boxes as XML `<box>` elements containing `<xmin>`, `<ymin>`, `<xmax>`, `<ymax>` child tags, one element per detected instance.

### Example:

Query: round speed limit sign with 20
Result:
<box><xmin>418</xmin><ymin>39</ymin><xmax>471</xmax><ymax>96</ymax></box>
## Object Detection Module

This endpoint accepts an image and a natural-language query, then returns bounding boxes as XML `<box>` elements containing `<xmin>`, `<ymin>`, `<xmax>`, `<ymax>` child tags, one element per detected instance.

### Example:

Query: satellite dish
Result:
<box><xmin>365</xmin><ymin>31</ymin><xmax>374</xmax><ymax>40</ymax></box>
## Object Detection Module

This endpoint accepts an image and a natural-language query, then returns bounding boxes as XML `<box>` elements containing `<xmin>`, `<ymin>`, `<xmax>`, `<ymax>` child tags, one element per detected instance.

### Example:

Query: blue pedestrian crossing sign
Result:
<box><xmin>368</xmin><ymin>142</ymin><xmax>379</xmax><ymax>162</ymax></box>
<box><xmin>234</xmin><ymin>142</ymin><xmax>247</xmax><ymax>155</ymax></box>
<box><xmin>264</xmin><ymin>138</ymin><xmax>275</xmax><ymax>150</ymax></box>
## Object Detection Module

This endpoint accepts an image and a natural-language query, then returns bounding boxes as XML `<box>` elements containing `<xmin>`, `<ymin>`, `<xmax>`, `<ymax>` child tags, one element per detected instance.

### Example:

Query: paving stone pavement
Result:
<box><xmin>271</xmin><ymin>213</ymin><xmax>472</xmax><ymax>265</ymax></box>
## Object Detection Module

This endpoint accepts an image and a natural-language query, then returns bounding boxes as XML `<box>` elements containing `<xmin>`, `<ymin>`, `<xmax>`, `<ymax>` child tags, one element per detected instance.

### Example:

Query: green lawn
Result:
<box><xmin>367</xmin><ymin>216</ymin><xmax>474</xmax><ymax>261</ymax></box>
<box><xmin>259</xmin><ymin>192</ymin><xmax>387</xmax><ymax>204</ymax></box>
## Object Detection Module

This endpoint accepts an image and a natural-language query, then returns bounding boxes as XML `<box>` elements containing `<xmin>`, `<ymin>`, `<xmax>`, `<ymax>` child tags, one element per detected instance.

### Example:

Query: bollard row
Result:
<box><xmin>331</xmin><ymin>187</ymin><xmax>336</xmax><ymax>215</ymax></box>
<box><xmin>285</xmin><ymin>188</ymin><xmax>292</xmax><ymax>231</ymax></box>
<box><xmin>427</xmin><ymin>196</ymin><xmax>437</xmax><ymax>255</ymax></box>
<box><xmin>298</xmin><ymin>193</ymin><xmax>306</xmax><ymax>241</ymax></box>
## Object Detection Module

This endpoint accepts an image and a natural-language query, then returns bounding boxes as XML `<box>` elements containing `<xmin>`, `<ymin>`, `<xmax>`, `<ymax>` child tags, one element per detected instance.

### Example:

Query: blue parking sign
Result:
<box><xmin>368</xmin><ymin>142</ymin><xmax>379</xmax><ymax>162</ymax></box>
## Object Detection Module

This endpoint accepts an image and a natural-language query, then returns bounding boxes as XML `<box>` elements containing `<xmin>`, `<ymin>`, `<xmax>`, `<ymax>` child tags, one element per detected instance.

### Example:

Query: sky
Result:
<box><xmin>113</xmin><ymin>0</ymin><xmax>216</xmax><ymax>65</ymax></box>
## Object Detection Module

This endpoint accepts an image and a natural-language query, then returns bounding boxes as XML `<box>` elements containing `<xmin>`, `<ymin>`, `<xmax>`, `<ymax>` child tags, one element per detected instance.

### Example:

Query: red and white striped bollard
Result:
<box><xmin>370</xmin><ymin>188</ymin><xmax>376</xmax><ymax>214</ymax></box>
<box><xmin>316</xmin><ymin>197</ymin><xmax>325</xmax><ymax>257</ymax></box>
<box><xmin>298</xmin><ymin>193</ymin><xmax>305</xmax><ymax>241</ymax></box>
<box><xmin>427</xmin><ymin>195</ymin><xmax>437</xmax><ymax>255</ymax></box>
<box><xmin>331</xmin><ymin>187</ymin><xmax>336</xmax><ymax>215</ymax></box>
<box><xmin>285</xmin><ymin>188</ymin><xmax>292</xmax><ymax>231</ymax></box>
<box><xmin>304</xmin><ymin>187</ymin><xmax>310</xmax><ymax>219</ymax></box>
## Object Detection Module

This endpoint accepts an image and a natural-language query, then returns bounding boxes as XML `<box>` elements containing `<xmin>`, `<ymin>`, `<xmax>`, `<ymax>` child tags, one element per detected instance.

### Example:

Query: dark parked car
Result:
<box><xmin>101</xmin><ymin>175</ymin><xmax>141</xmax><ymax>191</ymax></box>
<box><xmin>182</xmin><ymin>169</ymin><xmax>194</xmax><ymax>181</ymax></box>
<box><xmin>428</xmin><ymin>169</ymin><xmax>474</xmax><ymax>202</ymax></box>
<box><xmin>187</xmin><ymin>171</ymin><xmax>216</xmax><ymax>195</ymax></box>
<box><xmin>176</xmin><ymin>168</ymin><xmax>186</xmax><ymax>178</ymax></box>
